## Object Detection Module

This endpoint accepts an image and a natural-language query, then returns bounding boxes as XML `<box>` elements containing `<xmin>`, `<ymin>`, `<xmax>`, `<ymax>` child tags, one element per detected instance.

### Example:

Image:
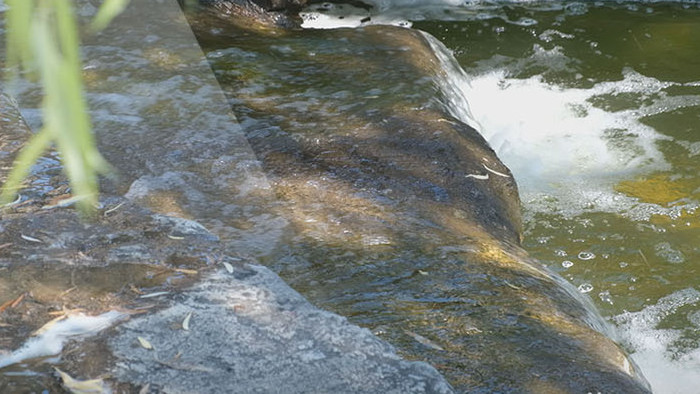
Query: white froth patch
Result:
<box><xmin>463</xmin><ymin>66</ymin><xmax>700</xmax><ymax>217</ymax></box>
<box><xmin>614</xmin><ymin>289</ymin><xmax>700</xmax><ymax>393</ymax></box>
<box><xmin>466</xmin><ymin>68</ymin><xmax>669</xmax><ymax>187</ymax></box>
<box><xmin>0</xmin><ymin>311</ymin><xmax>127</xmax><ymax>369</ymax></box>
<box><xmin>301</xmin><ymin>3</ymin><xmax>411</xmax><ymax>29</ymax></box>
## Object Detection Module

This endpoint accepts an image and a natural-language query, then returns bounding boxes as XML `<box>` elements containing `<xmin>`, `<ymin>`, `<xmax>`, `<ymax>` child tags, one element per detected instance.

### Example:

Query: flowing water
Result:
<box><xmin>0</xmin><ymin>0</ymin><xmax>698</xmax><ymax>392</ymax></box>
<box><xmin>302</xmin><ymin>1</ymin><xmax>700</xmax><ymax>392</ymax></box>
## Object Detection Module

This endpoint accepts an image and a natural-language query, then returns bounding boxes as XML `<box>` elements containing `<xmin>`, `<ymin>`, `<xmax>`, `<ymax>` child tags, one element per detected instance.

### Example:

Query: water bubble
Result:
<box><xmin>598</xmin><ymin>290</ymin><xmax>613</xmax><ymax>305</ymax></box>
<box><xmin>554</xmin><ymin>249</ymin><xmax>567</xmax><ymax>257</ymax></box>
<box><xmin>562</xmin><ymin>260</ymin><xmax>574</xmax><ymax>268</ymax></box>
<box><xmin>513</xmin><ymin>17</ymin><xmax>538</xmax><ymax>27</ymax></box>
<box><xmin>578</xmin><ymin>251</ymin><xmax>596</xmax><ymax>260</ymax></box>
<box><xmin>578</xmin><ymin>283</ymin><xmax>594</xmax><ymax>293</ymax></box>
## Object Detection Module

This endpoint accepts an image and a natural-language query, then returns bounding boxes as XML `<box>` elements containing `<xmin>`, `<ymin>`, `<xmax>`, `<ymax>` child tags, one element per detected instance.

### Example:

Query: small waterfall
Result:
<box><xmin>419</xmin><ymin>31</ymin><xmax>481</xmax><ymax>132</ymax></box>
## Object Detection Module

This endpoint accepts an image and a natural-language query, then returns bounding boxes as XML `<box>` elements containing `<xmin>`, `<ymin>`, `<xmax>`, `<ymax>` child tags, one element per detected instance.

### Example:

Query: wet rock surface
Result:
<box><xmin>110</xmin><ymin>267</ymin><xmax>453</xmax><ymax>393</ymax></box>
<box><xmin>1</xmin><ymin>0</ymin><xmax>650</xmax><ymax>393</ymax></box>
<box><xmin>195</xmin><ymin>0</ymin><xmax>307</xmax><ymax>29</ymax></box>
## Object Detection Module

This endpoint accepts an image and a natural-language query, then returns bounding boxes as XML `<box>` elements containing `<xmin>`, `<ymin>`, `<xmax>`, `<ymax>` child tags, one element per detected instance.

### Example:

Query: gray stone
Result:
<box><xmin>109</xmin><ymin>266</ymin><xmax>454</xmax><ymax>393</ymax></box>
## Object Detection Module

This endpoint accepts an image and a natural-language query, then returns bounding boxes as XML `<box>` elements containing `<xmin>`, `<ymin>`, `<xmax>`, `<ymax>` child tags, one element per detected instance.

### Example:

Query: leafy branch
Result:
<box><xmin>2</xmin><ymin>0</ymin><xmax>130</xmax><ymax>213</ymax></box>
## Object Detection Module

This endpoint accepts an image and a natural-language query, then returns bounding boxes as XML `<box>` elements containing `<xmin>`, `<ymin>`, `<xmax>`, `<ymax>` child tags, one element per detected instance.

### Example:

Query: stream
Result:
<box><xmin>302</xmin><ymin>1</ymin><xmax>700</xmax><ymax>392</ymax></box>
<box><xmin>0</xmin><ymin>0</ymin><xmax>698</xmax><ymax>392</ymax></box>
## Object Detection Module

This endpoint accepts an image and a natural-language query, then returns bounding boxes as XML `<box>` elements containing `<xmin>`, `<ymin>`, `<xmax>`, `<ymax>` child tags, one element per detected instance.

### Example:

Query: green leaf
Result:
<box><xmin>5</xmin><ymin>0</ymin><xmax>35</xmax><ymax>82</ymax></box>
<box><xmin>90</xmin><ymin>0</ymin><xmax>130</xmax><ymax>32</ymax></box>
<box><xmin>0</xmin><ymin>128</ymin><xmax>51</xmax><ymax>205</ymax></box>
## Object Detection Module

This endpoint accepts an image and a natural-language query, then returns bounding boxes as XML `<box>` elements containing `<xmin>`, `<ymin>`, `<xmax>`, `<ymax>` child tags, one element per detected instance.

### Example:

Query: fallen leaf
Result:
<box><xmin>48</xmin><ymin>307</ymin><xmax>85</xmax><ymax>316</ymax></box>
<box><xmin>20</xmin><ymin>234</ymin><xmax>43</xmax><ymax>243</ymax></box>
<box><xmin>137</xmin><ymin>336</ymin><xmax>153</xmax><ymax>350</ymax></box>
<box><xmin>138</xmin><ymin>383</ymin><xmax>150</xmax><ymax>394</ymax></box>
<box><xmin>61</xmin><ymin>286</ymin><xmax>78</xmax><ymax>296</ymax></box>
<box><xmin>173</xmin><ymin>268</ymin><xmax>198</xmax><ymax>275</ymax></box>
<box><xmin>0</xmin><ymin>293</ymin><xmax>25</xmax><ymax>314</ymax></box>
<box><xmin>504</xmin><ymin>280</ymin><xmax>522</xmax><ymax>290</ymax></box>
<box><xmin>404</xmin><ymin>330</ymin><xmax>444</xmax><ymax>351</ymax></box>
<box><xmin>138</xmin><ymin>291</ymin><xmax>169</xmax><ymax>299</ymax></box>
<box><xmin>42</xmin><ymin>194</ymin><xmax>86</xmax><ymax>210</ymax></box>
<box><xmin>103</xmin><ymin>202</ymin><xmax>125</xmax><ymax>217</ymax></box>
<box><xmin>54</xmin><ymin>368</ymin><xmax>110</xmax><ymax>394</ymax></box>
<box><xmin>9</xmin><ymin>293</ymin><xmax>25</xmax><ymax>308</ymax></box>
<box><xmin>33</xmin><ymin>314</ymin><xmax>69</xmax><ymax>336</ymax></box>
<box><xmin>182</xmin><ymin>312</ymin><xmax>192</xmax><ymax>331</ymax></box>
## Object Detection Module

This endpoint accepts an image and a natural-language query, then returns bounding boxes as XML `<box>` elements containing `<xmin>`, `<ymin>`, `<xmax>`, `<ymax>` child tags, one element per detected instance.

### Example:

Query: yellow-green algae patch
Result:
<box><xmin>615</xmin><ymin>172</ymin><xmax>697</xmax><ymax>206</ymax></box>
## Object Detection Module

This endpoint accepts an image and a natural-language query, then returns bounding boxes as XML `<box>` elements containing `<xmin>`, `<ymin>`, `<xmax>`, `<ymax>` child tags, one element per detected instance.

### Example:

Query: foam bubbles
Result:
<box><xmin>614</xmin><ymin>289</ymin><xmax>700</xmax><ymax>393</ymax></box>
<box><xmin>578</xmin><ymin>251</ymin><xmax>596</xmax><ymax>260</ymax></box>
<box><xmin>301</xmin><ymin>3</ymin><xmax>411</xmax><ymax>29</ymax></box>
<box><xmin>464</xmin><ymin>68</ymin><xmax>670</xmax><ymax>192</ymax></box>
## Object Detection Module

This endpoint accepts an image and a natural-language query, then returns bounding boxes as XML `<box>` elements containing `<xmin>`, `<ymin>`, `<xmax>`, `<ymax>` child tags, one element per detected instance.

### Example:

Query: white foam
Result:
<box><xmin>0</xmin><ymin>311</ymin><xmax>127</xmax><ymax>369</ymax></box>
<box><xmin>614</xmin><ymin>289</ymin><xmax>700</xmax><ymax>394</ymax></box>
<box><xmin>301</xmin><ymin>3</ymin><xmax>411</xmax><ymax>29</ymax></box>
<box><xmin>465</xmin><ymin>67</ymin><xmax>670</xmax><ymax>185</ymax></box>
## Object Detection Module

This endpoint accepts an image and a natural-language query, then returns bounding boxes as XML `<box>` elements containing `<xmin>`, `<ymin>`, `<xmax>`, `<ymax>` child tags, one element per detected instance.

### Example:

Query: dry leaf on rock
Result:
<box><xmin>182</xmin><ymin>312</ymin><xmax>192</xmax><ymax>331</ymax></box>
<box><xmin>137</xmin><ymin>336</ymin><xmax>154</xmax><ymax>350</ymax></box>
<box><xmin>55</xmin><ymin>368</ymin><xmax>110</xmax><ymax>394</ymax></box>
